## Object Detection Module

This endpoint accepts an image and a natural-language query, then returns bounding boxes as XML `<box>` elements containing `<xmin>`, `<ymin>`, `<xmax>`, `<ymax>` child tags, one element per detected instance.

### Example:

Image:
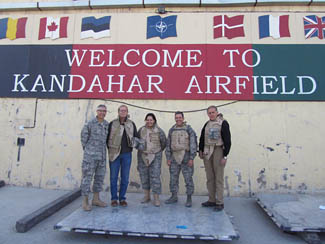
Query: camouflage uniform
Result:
<box><xmin>165</xmin><ymin>123</ymin><xmax>197</xmax><ymax>195</ymax></box>
<box><xmin>137</xmin><ymin>125</ymin><xmax>166</xmax><ymax>194</ymax></box>
<box><xmin>80</xmin><ymin>117</ymin><xmax>109</xmax><ymax>196</ymax></box>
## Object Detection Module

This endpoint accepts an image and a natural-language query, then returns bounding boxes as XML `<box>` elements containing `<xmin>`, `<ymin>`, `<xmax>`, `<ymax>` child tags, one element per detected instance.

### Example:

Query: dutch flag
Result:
<box><xmin>258</xmin><ymin>15</ymin><xmax>290</xmax><ymax>39</ymax></box>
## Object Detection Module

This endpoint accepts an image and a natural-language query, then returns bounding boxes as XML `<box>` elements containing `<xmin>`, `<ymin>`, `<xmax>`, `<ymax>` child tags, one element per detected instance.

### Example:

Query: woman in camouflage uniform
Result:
<box><xmin>137</xmin><ymin>113</ymin><xmax>166</xmax><ymax>207</ymax></box>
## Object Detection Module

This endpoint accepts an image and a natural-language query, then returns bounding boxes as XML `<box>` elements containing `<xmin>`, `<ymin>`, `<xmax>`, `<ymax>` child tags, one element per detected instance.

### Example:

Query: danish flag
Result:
<box><xmin>213</xmin><ymin>15</ymin><xmax>245</xmax><ymax>39</ymax></box>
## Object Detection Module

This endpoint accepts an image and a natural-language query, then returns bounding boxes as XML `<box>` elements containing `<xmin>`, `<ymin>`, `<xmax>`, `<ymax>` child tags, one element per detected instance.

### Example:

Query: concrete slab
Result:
<box><xmin>201</xmin><ymin>0</ymin><xmax>256</xmax><ymax>6</ymax></box>
<box><xmin>38</xmin><ymin>1</ymin><xmax>90</xmax><ymax>10</ymax></box>
<box><xmin>256</xmin><ymin>0</ymin><xmax>310</xmax><ymax>5</ymax></box>
<box><xmin>2</xmin><ymin>186</ymin><xmax>325</xmax><ymax>244</ymax></box>
<box><xmin>55</xmin><ymin>193</ymin><xmax>239</xmax><ymax>241</ymax></box>
<box><xmin>0</xmin><ymin>2</ymin><xmax>38</xmax><ymax>11</ymax></box>
<box><xmin>144</xmin><ymin>0</ymin><xmax>200</xmax><ymax>7</ymax></box>
<box><xmin>256</xmin><ymin>193</ymin><xmax>325</xmax><ymax>232</ymax></box>
<box><xmin>90</xmin><ymin>0</ymin><xmax>143</xmax><ymax>8</ymax></box>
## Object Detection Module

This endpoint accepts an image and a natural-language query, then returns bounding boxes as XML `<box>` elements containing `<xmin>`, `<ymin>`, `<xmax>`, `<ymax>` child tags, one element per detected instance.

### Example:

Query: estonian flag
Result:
<box><xmin>0</xmin><ymin>17</ymin><xmax>27</xmax><ymax>40</ymax></box>
<box><xmin>258</xmin><ymin>15</ymin><xmax>290</xmax><ymax>39</ymax></box>
<box><xmin>81</xmin><ymin>16</ymin><xmax>111</xmax><ymax>39</ymax></box>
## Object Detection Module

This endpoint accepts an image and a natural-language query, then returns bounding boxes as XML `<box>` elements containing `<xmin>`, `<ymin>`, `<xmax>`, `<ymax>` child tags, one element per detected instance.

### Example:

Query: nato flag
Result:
<box><xmin>147</xmin><ymin>15</ymin><xmax>177</xmax><ymax>39</ymax></box>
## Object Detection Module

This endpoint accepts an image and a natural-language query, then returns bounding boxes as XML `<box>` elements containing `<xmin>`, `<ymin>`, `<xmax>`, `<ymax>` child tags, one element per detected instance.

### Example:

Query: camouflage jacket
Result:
<box><xmin>81</xmin><ymin>117</ymin><xmax>109</xmax><ymax>161</ymax></box>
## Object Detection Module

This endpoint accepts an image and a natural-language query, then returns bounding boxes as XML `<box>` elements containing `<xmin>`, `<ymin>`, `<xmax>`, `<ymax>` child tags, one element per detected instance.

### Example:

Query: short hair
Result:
<box><xmin>175</xmin><ymin>111</ymin><xmax>184</xmax><ymax>118</ymax></box>
<box><xmin>145</xmin><ymin>113</ymin><xmax>157</xmax><ymax>123</ymax></box>
<box><xmin>118</xmin><ymin>105</ymin><xmax>128</xmax><ymax>112</ymax></box>
<box><xmin>97</xmin><ymin>104</ymin><xmax>107</xmax><ymax>110</ymax></box>
<box><xmin>207</xmin><ymin>105</ymin><xmax>218</xmax><ymax>112</ymax></box>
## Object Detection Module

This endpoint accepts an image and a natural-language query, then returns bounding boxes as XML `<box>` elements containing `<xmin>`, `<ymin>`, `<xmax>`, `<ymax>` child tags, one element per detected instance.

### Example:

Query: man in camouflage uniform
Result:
<box><xmin>80</xmin><ymin>104</ymin><xmax>109</xmax><ymax>211</ymax></box>
<box><xmin>165</xmin><ymin>111</ymin><xmax>197</xmax><ymax>207</ymax></box>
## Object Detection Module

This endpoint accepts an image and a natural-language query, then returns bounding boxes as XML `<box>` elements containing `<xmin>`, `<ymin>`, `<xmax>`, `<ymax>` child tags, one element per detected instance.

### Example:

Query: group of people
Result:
<box><xmin>80</xmin><ymin>104</ymin><xmax>231</xmax><ymax>212</ymax></box>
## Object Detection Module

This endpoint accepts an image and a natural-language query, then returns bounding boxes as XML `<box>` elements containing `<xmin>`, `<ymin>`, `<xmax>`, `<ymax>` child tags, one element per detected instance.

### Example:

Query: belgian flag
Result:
<box><xmin>0</xmin><ymin>17</ymin><xmax>27</xmax><ymax>40</ymax></box>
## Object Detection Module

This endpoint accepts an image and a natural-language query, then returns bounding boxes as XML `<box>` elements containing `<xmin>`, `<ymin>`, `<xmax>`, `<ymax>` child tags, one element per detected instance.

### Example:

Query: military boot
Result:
<box><xmin>141</xmin><ymin>190</ymin><xmax>151</xmax><ymax>203</ymax></box>
<box><xmin>164</xmin><ymin>193</ymin><xmax>178</xmax><ymax>204</ymax></box>
<box><xmin>92</xmin><ymin>192</ymin><xmax>107</xmax><ymax>207</ymax></box>
<box><xmin>185</xmin><ymin>195</ymin><xmax>192</xmax><ymax>208</ymax></box>
<box><xmin>82</xmin><ymin>196</ymin><xmax>92</xmax><ymax>211</ymax></box>
<box><xmin>153</xmin><ymin>194</ymin><xmax>160</xmax><ymax>207</ymax></box>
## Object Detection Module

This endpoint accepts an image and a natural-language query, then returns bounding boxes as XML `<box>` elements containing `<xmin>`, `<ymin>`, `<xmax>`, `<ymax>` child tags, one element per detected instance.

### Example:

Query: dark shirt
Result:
<box><xmin>107</xmin><ymin>120</ymin><xmax>138</xmax><ymax>154</ymax></box>
<box><xmin>199</xmin><ymin>120</ymin><xmax>231</xmax><ymax>157</ymax></box>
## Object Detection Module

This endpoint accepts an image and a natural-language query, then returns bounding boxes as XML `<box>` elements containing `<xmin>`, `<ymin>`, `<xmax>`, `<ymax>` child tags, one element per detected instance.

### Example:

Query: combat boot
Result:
<box><xmin>82</xmin><ymin>196</ymin><xmax>92</xmax><ymax>211</ymax></box>
<box><xmin>92</xmin><ymin>192</ymin><xmax>107</xmax><ymax>207</ymax></box>
<box><xmin>141</xmin><ymin>190</ymin><xmax>151</xmax><ymax>203</ymax></box>
<box><xmin>164</xmin><ymin>193</ymin><xmax>178</xmax><ymax>204</ymax></box>
<box><xmin>185</xmin><ymin>195</ymin><xmax>192</xmax><ymax>207</ymax></box>
<box><xmin>153</xmin><ymin>194</ymin><xmax>160</xmax><ymax>207</ymax></box>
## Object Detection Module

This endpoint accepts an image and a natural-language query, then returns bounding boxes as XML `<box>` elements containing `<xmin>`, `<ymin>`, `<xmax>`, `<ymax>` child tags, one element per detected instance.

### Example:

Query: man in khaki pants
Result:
<box><xmin>199</xmin><ymin>106</ymin><xmax>231</xmax><ymax>211</ymax></box>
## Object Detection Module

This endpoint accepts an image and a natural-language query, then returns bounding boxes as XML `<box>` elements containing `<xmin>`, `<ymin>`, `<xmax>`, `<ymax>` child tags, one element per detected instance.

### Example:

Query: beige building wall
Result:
<box><xmin>1</xmin><ymin>98</ymin><xmax>324</xmax><ymax>196</ymax></box>
<box><xmin>0</xmin><ymin>3</ymin><xmax>324</xmax><ymax>196</ymax></box>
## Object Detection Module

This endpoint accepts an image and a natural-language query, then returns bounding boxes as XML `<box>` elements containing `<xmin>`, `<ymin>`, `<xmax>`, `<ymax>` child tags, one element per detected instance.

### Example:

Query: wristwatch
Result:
<box><xmin>223</xmin><ymin>156</ymin><xmax>227</xmax><ymax>160</ymax></box>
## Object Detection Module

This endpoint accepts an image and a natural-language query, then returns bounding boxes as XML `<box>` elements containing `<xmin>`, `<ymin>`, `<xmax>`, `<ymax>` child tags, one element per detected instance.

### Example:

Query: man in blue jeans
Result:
<box><xmin>107</xmin><ymin>105</ymin><xmax>138</xmax><ymax>207</ymax></box>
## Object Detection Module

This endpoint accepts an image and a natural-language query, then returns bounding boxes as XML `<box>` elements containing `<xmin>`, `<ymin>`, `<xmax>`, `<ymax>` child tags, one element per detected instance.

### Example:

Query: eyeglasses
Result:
<box><xmin>97</xmin><ymin>110</ymin><xmax>107</xmax><ymax>112</ymax></box>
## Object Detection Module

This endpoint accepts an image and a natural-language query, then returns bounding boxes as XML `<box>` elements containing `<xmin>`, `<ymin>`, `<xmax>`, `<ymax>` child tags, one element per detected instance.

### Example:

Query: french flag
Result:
<box><xmin>258</xmin><ymin>15</ymin><xmax>290</xmax><ymax>39</ymax></box>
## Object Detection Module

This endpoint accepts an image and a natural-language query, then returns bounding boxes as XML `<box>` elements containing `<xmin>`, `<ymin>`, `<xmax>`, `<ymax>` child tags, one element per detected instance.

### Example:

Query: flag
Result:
<box><xmin>0</xmin><ymin>17</ymin><xmax>27</xmax><ymax>40</ymax></box>
<box><xmin>213</xmin><ymin>15</ymin><xmax>245</xmax><ymax>39</ymax></box>
<box><xmin>38</xmin><ymin>17</ymin><xmax>69</xmax><ymax>40</ymax></box>
<box><xmin>258</xmin><ymin>15</ymin><xmax>290</xmax><ymax>39</ymax></box>
<box><xmin>81</xmin><ymin>16</ymin><xmax>111</xmax><ymax>39</ymax></box>
<box><xmin>147</xmin><ymin>15</ymin><xmax>177</xmax><ymax>39</ymax></box>
<box><xmin>304</xmin><ymin>15</ymin><xmax>325</xmax><ymax>39</ymax></box>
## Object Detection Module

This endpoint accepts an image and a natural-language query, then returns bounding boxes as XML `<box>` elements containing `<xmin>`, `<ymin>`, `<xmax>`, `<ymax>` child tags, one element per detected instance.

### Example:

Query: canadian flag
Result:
<box><xmin>38</xmin><ymin>17</ymin><xmax>69</xmax><ymax>40</ymax></box>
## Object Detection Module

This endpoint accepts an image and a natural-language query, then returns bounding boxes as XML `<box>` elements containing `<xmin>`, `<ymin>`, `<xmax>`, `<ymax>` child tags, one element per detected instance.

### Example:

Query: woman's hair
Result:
<box><xmin>145</xmin><ymin>113</ymin><xmax>157</xmax><ymax>124</ymax></box>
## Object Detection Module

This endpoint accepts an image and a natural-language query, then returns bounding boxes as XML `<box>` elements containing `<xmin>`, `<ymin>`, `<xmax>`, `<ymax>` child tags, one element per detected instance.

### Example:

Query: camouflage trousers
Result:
<box><xmin>137</xmin><ymin>151</ymin><xmax>162</xmax><ymax>194</ymax></box>
<box><xmin>169</xmin><ymin>151</ymin><xmax>194</xmax><ymax>195</ymax></box>
<box><xmin>80</xmin><ymin>157</ymin><xmax>106</xmax><ymax>196</ymax></box>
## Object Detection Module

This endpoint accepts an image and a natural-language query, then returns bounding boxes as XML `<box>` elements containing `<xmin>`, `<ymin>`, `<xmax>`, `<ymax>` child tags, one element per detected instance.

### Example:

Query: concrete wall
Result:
<box><xmin>1</xmin><ymin>98</ymin><xmax>324</xmax><ymax>195</ymax></box>
<box><xmin>0</xmin><ymin>3</ymin><xmax>324</xmax><ymax>195</ymax></box>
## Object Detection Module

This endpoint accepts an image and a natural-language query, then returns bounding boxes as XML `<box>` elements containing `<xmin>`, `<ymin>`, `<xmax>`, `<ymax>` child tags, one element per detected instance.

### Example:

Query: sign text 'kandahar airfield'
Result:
<box><xmin>7</xmin><ymin>45</ymin><xmax>323</xmax><ymax>101</ymax></box>
<box><xmin>1</xmin><ymin>13</ymin><xmax>324</xmax><ymax>101</ymax></box>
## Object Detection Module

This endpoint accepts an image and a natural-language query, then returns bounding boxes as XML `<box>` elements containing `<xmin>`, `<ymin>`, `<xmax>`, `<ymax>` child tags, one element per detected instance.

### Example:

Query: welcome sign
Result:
<box><xmin>0</xmin><ymin>12</ymin><xmax>324</xmax><ymax>101</ymax></box>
